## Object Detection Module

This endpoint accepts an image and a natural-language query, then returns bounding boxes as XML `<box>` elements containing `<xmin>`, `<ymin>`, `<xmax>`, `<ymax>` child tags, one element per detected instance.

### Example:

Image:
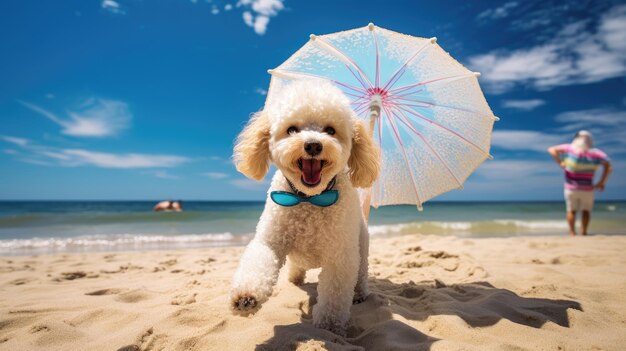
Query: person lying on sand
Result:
<box><xmin>153</xmin><ymin>200</ymin><xmax>183</xmax><ymax>212</ymax></box>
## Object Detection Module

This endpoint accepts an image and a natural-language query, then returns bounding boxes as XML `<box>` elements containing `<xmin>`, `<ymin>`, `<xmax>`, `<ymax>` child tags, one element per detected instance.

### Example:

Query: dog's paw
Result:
<box><xmin>230</xmin><ymin>293</ymin><xmax>258</xmax><ymax>313</ymax></box>
<box><xmin>352</xmin><ymin>296</ymin><xmax>367</xmax><ymax>304</ymax></box>
<box><xmin>313</xmin><ymin>319</ymin><xmax>347</xmax><ymax>337</ymax></box>
<box><xmin>352</xmin><ymin>291</ymin><xmax>369</xmax><ymax>304</ymax></box>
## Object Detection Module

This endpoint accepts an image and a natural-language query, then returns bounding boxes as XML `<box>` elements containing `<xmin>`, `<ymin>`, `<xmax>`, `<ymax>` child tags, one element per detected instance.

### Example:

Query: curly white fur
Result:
<box><xmin>230</xmin><ymin>80</ymin><xmax>380</xmax><ymax>335</ymax></box>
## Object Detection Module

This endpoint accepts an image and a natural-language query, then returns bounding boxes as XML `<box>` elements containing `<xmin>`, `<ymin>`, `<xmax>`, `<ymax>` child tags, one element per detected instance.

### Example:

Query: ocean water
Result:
<box><xmin>0</xmin><ymin>200</ymin><xmax>625</xmax><ymax>255</ymax></box>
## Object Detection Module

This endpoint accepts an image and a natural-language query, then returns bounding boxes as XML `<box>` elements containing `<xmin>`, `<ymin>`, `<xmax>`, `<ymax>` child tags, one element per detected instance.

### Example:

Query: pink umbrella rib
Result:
<box><xmin>388</xmin><ymin>101</ymin><xmax>432</xmax><ymax>109</ymax></box>
<box><xmin>271</xmin><ymin>69</ymin><xmax>366</xmax><ymax>94</ymax></box>
<box><xmin>381</xmin><ymin>40</ymin><xmax>432</xmax><ymax>92</ymax></box>
<box><xmin>391</xmin><ymin>107</ymin><xmax>464</xmax><ymax>189</ymax></box>
<box><xmin>390</xmin><ymin>73</ymin><xmax>476</xmax><ymax>95</ymax></box>
<box><xmin>351</xmin><ymin>101</ymin><xmax>370</xmax><ymax>111</ymax></box>
<box><xmin>371</xmin><ymin>28</ymin><xmax>380</xmax><ymax>88</ymax></box>
<box><xmin>346</xmin><ymin>65</ymin><xmax>370</xmax><ymax>91</ymax></box>
<box><xmin>313</xmin><ymin>36</ymin><xmax>373</xmax><ymax>89</ymax></box>
<box><xmin>354</xmin><ymin>103</ymin><xmax>371</xmax><ymax>115</ymax></box>
<box><xmin>382</xmin><ymin>104</ymin><xmax>423</xmax><ymax>207</ymax></box>
<box><xmin>386</xmin><ymin>88</ymin><xmax>424</xmax><ymax>99</ymax></box>
<box><xmin>394</xmin><ymin>104</ymin><xmax>490</xmax><ymax>157</ymax></box>
<box><xmin>352</xmin><ymin>98</ymin><xmax>370</xmax><ymax>109</ymax></box>
<box><xmin>351</xmin><ymin>94</ymin><xmax>370</xmax><ymax>104</ymax></box>
<box><xmin>390</xmin><ymin>100</ymin><xmax>488</xmax><ymax>118</ymax></box>
<box><xmin>344</xmin><ymin>91</ymin><xmax>366</xmax><ymax>99</ymax></box>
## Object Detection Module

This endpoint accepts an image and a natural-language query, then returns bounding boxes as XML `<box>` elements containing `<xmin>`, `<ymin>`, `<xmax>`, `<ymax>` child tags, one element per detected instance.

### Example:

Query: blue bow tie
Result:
<box><xmin>270</xmin><ymin>190</ymin><xmax>339</xmax><ymax>207</ymax></box>
<box><xmin>270</xmin><ymin>176</ymin><xmax>339</xmax><ymax>207</ymax></box>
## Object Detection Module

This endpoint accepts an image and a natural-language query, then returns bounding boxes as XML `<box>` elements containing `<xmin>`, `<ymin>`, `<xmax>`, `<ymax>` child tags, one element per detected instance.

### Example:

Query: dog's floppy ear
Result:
<box><xmin>348</xmin><ymin>119</ymin><xmax>380</xmax><ymax>188</ymax></box>
<box><xmin>233</xmin><ymin>111</ymin><xmax>271</xmax><ymax>181</ymax></box>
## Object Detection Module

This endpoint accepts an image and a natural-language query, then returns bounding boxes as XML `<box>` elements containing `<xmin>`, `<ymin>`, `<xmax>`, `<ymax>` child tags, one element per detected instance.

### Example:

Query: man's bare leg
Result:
<box><xmin>567</xmin><ymin>211</ymin><xmax>577</xmax><ymax>236</ymax></box>
<box><xmin>581</xmin><ymin>210</ymin><xmax>590</xmax><ymax>236</ymax></box>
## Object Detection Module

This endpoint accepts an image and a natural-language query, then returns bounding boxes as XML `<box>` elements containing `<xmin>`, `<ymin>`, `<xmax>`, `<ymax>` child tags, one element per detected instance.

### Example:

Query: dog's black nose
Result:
<box><xmin>304</xmin><ymin>141</ymin><xmax>323</xmax><ymax>156</ymax></box>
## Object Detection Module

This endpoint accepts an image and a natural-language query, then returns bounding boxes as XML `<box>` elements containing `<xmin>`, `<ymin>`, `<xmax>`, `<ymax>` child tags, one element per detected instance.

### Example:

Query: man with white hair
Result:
<box><xmin>548</xmin><ymin>131</ymin><xmax>612</xmax><ymax>236</ymax></box>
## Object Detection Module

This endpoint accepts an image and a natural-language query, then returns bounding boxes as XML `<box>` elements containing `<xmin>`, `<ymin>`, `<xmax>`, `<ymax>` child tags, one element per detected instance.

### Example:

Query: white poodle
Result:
<box><xmin>229</xmin><ymin>80</ymin><xmax>380</xmax><ymax>335</ymax></box>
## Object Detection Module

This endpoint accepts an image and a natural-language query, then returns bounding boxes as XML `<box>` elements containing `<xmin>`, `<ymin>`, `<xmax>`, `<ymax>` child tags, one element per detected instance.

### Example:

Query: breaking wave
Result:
<box><xmin>0</xmin><ymin>232</ymin><xmax>251</xmax><ymax>255</ymax></box>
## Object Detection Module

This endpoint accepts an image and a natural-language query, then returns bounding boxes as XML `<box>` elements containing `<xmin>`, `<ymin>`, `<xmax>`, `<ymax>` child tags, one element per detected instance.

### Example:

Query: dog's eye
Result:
<box><xmin>325</xmin><ymin>127</ymin><xmax>336</xmax><ymax>135</ymax></box>
<box><xmin>287</xmin><ymin>126</ymin><xmax>299</xmax><ymax>135</ymax></box>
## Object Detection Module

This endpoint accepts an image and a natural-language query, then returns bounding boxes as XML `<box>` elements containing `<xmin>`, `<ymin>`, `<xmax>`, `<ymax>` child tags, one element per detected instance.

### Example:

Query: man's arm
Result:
<box><xmin>595</xmin><ymin>160</ymin><xmax>612</xmax><ymax>191</ymax></box>
<box><xmin>547</xmin><ymin>146</ymin><xmax>565</xmax><ymax>168</ymax></box>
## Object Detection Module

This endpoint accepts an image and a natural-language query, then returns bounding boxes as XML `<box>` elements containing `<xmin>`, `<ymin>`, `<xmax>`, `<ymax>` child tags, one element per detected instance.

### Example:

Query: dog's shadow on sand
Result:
<box><xmin>255</xmin><ymin>279</ymin><xmax>582</xmax><ymax>351</ymax></box>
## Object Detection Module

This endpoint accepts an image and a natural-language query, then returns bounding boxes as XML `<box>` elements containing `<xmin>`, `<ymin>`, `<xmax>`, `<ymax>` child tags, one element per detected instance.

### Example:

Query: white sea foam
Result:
<box><xmin>493</xmin><ymin>220</ymin><xmax>568</xmax><ymax>230</ymax></box>
<box><xmin>368</xmin><ymin>221</ymin><xmax>474</xmax><ymax>235</ymax></box>
<box><xmin>0</xmin><ymin>232</ymin><xmax>251</xmax><ymax>254</ymax></box>
<box><xmin>369</xmin><ymin>219</ymin><xmax>571</xmax><ymax>236</ymax></box>
<box><xmin>368</xmin><ymin>223</ymin><xmax>413</xmax><ymax>235</ymax></box>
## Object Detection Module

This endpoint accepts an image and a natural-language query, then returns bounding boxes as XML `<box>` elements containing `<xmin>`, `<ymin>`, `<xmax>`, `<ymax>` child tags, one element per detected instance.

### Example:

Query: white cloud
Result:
<box><xmin>255</xmin><ymin>87</ymin><xmax>268</xmax><ymax>95</ymax></box>
<box><xmin>60</xmin><ymin>149</ymin><xmax>189</xmax><ymax>168</ymax></box>
<box><xmin>101</xmin><ymin>0</ymin><xmax>125</xmax><ymax>15</ymax></box>
<box><xmin>253</xmin><ymin>15</ymin><xmax>270</xmax><ymax>35</ymax></box>
<box><xmin>143</xmin><ymin>170</ymin><xmax>180</xmax><ymax>179</ymax></box>
<box><xmin>469</xmin><ymin>5</ymin><xmax>626</xmax><ymax>93</ymax></box>
<box><xmin>211</xmin><ymin>5</ymin><xmax>219</xmax><ymax>15</ymax></box>
<box><xmin>465</xmin><ymin>159</ymin><xmax>564</xmax><ymax>200</ymax></box>
<box><xmin>0</xmin><ymin>135</ymin><xmax>29</xmax><ymax>147</ymax></box>
<box><xmin>3</xmin><ymin>149</ymin><xmax>18</xmax><ymax>155</ymax></box>
<box><xmin>555</xmin><ymin>109</ymin><xmax>626</xmax><ymax>131</ymax></box>
<box><xmin>502</xmin><ymin>99</ymin><xmax>546</xmax><ymax>111</ymax></box>
<box><xmin>203</xmin><ymin>172</ymin><xmax>229</xmax><ymax>179</ymax></box>
<box><xmin>238</xmin><ymin>0</ymin><xmax>284</xmax><ymax>35</ymax></box>
<box><xmin>491</xmin><ymin>130</ymin><xmax>565</xmax><ymax>152</ymax></box>
<box><xmin>475</xmin><ymin>159</ymin><xmax>555</xmax><ymax>181</ymax></box>
<box><xmin>248</xmin><ymin>0</ymin><xmax>283</xmax><ymax>16</ymax></box>
<box><xmin>476</xmin><ymin>2</ymin><xmax>518</xmax><ymax>22</ymax></box>
<box><xmin>19</xmin><ymin>158</ymin><xmax>52</xmax><ymax>166</ymax></box>
<box><xmin>554</xmin><ymin>108</ymin><xmax>626</xmax><ymax>155</ymax></box>
<box><xmin>242</xmin><ymin>11</ymin><xmax>254</xmax><ymax>26</ymax></box>
<box><xmin>18</xmin><ymin>98</ymin><xmax>132</xmax><ymax>138</ymax></box>
<box><xmin>0</xmin><ymin>136</ymin><xmax>191</xmax><ymax>169</ymax></box>
<box><xmin>491</xmin><ymin>108</ymin><xmax>626</xmax><ymax>155</ymax></box>
<box><xmin>224</xmin><ymin>4</ymin><xmax>233</xmax><ymax>11</ymax></box>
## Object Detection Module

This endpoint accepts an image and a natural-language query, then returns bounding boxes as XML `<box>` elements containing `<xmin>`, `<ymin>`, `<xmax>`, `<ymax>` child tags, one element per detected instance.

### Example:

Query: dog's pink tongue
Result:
<box><xmin>301</xmin><ymin>159</ymin><xmax>322</xmax><ymax>185</ymax></box>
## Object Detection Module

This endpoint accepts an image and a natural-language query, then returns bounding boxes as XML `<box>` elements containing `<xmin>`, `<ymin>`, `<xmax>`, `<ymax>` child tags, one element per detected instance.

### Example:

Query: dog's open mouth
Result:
<box><xmin>298</xmin><ymin>158</ymin><xmax>324</xmax><ymax>187</ymax></box>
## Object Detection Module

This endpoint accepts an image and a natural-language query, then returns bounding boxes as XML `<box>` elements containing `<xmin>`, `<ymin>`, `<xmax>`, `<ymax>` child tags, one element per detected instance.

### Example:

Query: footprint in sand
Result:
<box><xmin>171</xmin><ymin>293</ymin><xmax>197</xmax><ymax>305</ymax></box>
<box><xmin>394</xmin><ymin>249</ymin><xmax>488</xmax><ymax>281</ymax></box>
<box><xmin>29</xmin><ymin>324</ymin><xmax>50</xmax><ymax>333</ymax></box>
<box><xmin>195</xmin><ymin>258</ymin><xmax>216</xmax><ymax>265</ymax></box>
<box><xmin>52</xmin><ymin>271</ymin><xmax>98</xmax><ymax>281</ymax></box>
<box><xmin>159</xmin><ymin>259</ymin><xmax>177</xmax><ymax>266</ymax></box>
<box><xmin>114</xmin><ymin>289</ymin><xmax>154</xmax><ymax>303</ymax></box>
<box><xmin>116</xmin><ymin>327</ymin><xmax>166</xmax><ymax>351</ymax></box>
<box><xmin>85</xmin><ymin>288</ymin><xmax>128</xmax><ymax>296</ymax></box>
<box><xmin>8</xmin><ymin>277</ymin><xmax>36</xmax><ymax>285</ymax></box>
<box><xmin>397</xmin><ymin>250</ymin><xmax>459</xmax><ymax>271</ymax></box>
<box><xmin>101</xmin><ymin>264</ymin><xmax>144</xmax><ymax>274</ymax></box>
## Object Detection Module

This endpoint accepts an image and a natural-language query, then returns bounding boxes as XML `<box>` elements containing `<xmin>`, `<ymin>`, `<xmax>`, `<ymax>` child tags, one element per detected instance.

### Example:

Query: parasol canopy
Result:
<box><xmin>264</xmin><ymin>23</ymin><xmax>498</xmax><ymax>212</ymax></box>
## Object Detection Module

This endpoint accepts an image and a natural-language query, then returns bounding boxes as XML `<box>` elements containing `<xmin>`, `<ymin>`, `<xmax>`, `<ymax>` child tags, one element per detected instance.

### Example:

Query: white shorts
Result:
<box><xmin>564</xmin><ymin>189</ymin><xmax>594</xmax><ymax>212</ymax></box>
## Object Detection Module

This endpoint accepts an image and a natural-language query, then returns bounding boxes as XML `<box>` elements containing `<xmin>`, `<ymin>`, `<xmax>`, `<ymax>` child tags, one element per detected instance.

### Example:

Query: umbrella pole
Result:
<box><xmin>360</xmin><ymin>94</ymin><xmax>382</xmax><ymax>223</ymax></box>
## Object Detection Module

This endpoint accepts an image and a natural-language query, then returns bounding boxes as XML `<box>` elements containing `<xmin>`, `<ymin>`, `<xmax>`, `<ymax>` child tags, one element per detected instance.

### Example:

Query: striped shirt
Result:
<box><xmin>555</xmin><ymin>144</ymin><xmax>609</xmax><ymax>191</ymax></box>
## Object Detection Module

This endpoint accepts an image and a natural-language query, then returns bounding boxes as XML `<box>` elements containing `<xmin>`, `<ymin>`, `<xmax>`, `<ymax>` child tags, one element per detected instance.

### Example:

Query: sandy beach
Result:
<box><xmin>1</xmin><ymin>234</ymin><xmax>625</xmax><ymax>350</ymax></box>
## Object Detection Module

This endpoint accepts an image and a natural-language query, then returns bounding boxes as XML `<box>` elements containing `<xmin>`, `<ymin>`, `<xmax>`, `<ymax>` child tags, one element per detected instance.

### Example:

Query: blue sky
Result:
<box><xmin>1</xmin><ymin>0</ymin><xmax>625</xmax><ymax>201</ymax></box>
